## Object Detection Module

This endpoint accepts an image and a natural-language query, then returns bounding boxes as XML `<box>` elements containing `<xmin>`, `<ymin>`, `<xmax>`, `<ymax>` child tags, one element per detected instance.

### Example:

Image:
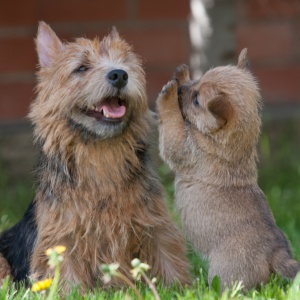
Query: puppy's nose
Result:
<box><xmin>107</xmin><ymin>69</ymin><xmax>128</xmax><ymax>89</ymax></box>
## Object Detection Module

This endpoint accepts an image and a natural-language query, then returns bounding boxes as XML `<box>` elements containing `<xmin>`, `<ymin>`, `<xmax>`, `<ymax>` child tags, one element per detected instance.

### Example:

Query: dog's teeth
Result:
<box><xmin>103</xmin><ymin>109</ymin><xmax>110</xmax><ymax>118</ymax></box>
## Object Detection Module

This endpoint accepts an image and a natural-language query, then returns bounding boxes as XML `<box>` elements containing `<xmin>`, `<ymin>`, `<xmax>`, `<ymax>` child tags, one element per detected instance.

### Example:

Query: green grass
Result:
<box><xmin>0</xmin><ymin>169</ymin><xmax>33</xmax><ymax>232</ymax></box>
<box><xmin>1</xmin><ymin>119</ymin><xmax>300</xmax><ymax>299</ymax></box>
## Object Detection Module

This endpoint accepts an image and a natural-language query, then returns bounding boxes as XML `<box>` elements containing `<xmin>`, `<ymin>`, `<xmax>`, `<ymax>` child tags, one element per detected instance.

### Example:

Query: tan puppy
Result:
<box><xmin>157</xmin><ymin>49</ymin><xmax>300</xmax><ymax>290</ymax></box>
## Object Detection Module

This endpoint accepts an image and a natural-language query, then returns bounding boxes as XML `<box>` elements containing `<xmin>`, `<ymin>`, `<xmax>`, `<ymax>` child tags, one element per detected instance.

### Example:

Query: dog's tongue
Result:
<box><xmin>98</xmin><ymin>97</ymin><xmax>126</xmax><ymax>119</ymax></box>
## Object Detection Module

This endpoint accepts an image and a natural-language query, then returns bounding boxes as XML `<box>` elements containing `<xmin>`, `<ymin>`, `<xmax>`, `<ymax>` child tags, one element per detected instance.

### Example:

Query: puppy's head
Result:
<box><xmin>177</xmin><ymin>49</ymin><xmax>261</xmax><ymax>146</ymax></box>
<box><xmin>30</xmin><ymin>22</ymin><xmax>147</xmax><ymax>141</ymax></box>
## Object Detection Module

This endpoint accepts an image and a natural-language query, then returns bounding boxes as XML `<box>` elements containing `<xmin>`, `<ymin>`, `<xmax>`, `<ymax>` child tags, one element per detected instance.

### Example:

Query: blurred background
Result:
<box><xmin>0</xmin><ymin>0</ymin><xmax>300</xmax><ymax>259</ymax></box>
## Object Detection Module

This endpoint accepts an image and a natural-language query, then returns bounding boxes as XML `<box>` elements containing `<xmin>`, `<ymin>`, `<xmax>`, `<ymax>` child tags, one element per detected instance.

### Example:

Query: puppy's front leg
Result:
<box><xmin>157</xmin><ymin>79</ymin><xmax>189</xmax><ymax>170</ymax></box>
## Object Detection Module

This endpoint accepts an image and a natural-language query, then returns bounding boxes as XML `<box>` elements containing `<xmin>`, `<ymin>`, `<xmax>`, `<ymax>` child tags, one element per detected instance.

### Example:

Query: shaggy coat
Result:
<box><xmin>0</xmin><ymin>22</ymin><xmax>189</xmax><ymax>291</ymax></box>
<box><xmin>157</xmin><ymin>49</ymin><xmax>300</xmax><ymax>290</ymax></box>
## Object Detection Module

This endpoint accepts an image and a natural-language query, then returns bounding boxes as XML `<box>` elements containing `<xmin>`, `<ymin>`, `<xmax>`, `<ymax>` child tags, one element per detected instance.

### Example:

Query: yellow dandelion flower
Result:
<box><xmin>31</xmin><ymin>278</ymin><xmax>53</xmax><ymax>292</ymax></box>
<box><xmin>53</xmin><ymin>245</ymin><xmax>66</xmax><ymax>254</ymax></box>
<box><xmin>45</xmin><ymin>245</ymin><xmax>66</xmax><ymax>256</ymax></box>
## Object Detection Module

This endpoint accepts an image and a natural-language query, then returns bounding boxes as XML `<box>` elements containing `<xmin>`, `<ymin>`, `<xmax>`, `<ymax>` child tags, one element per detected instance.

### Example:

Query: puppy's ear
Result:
<box><xmin>208</xmin><ymin>95</ymin><xmax>232</xmax><ymax>129</ymax></box>
<box><xmin>36</xmin><ymin>21</ymin><xmax>64</xmax><ymax>68</ymax></box>
<box><xmin>237</xmin><ymin>48</ymin><xmax>250</xmax><ymax>71</ymax></box>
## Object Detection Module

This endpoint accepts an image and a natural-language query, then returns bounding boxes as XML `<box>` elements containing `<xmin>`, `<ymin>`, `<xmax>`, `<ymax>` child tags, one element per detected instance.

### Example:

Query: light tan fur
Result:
<box><xmin>27</xmin><ymin>22</ymin><xmax>189</xmax><ymax>291</ymax></box>
<box><xmin>157</xmin><ymin>49</ymin><xmax>300</xmax><ymax>290</ymax></box>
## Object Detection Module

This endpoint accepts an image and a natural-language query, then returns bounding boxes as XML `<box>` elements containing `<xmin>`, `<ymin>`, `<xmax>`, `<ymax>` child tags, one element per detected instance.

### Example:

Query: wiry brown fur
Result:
<box><xmin>157</xmin><ymin>49</ymin><xmax>300</xmax><ymax>290</ymax></box>
<box><xmin>1</xmin><ymin>22</ymin><xmax>189</xmax><ymax>291</ymax></box>
<box><xmin>0</xmin><ymin>254</ymin><xmax>10</xmax><ymax>282</ymax></box>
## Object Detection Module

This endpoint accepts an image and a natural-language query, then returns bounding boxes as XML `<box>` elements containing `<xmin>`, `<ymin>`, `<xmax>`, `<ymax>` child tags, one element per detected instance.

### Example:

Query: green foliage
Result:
<box><xmin>258</xmin><ymin>120</ymin><xmax>300</xmax><ymax>259</ymax></box>
<box><xmin>0</xmin><ymin>161</ymin><xmax>33</xmax><ymax>231</ymax></box>
<box><xmin>1</xmin><ymin>119</ymin><xmax>300</xmax><ymax>299</ymax></box>
<box><xmin>211</xmin><ymin>275</ymin><xmax>221</xmax><ymax>295</ymax></box>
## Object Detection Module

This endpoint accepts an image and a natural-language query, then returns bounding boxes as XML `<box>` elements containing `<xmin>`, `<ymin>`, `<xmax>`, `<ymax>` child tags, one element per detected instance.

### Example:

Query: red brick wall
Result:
<box><xmin>236</xmin><ymin>0</ymin><xmax>300</xmax><ymax>104</ymax></box>
<box><xmin>1</xmin><ymin>1</ymin><xmax>300</xmax><ymax>123</ymax></box>
<box><xmin>0</xmin><ymin>0</ymin><xmax>190</xmax><ymax>122</ymax></box>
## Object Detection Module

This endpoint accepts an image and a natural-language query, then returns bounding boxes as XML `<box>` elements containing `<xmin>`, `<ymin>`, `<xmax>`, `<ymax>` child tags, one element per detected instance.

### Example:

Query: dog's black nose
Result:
<box><xmin>107</xmin><ymin>69</ymin><xmax>128</xmax><ymax>89</ymax></box>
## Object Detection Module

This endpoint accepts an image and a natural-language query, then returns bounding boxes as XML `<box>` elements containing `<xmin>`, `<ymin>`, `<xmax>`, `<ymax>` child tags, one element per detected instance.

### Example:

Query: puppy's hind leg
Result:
<box><xmin>272</xmin><ymin>248</ymin><xmax>300</xmax><ymax>279</ymax></box>
<box><xmin>208</xmin><ymin>248</ymin><xmax>270</xmax><ymax>292</ymax></box>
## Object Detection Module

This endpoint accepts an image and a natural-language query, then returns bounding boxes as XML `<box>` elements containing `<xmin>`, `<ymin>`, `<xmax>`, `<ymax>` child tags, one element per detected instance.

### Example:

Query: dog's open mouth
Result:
<box><xmin>81</xmin><ymin>97</ymin><xmax>126</xmax><ymax>123</ymax></box>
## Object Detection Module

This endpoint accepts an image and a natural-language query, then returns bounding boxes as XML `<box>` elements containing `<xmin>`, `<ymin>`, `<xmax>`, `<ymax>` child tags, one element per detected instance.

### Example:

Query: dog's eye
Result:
<box><xmin>74</xmin><ymin>65</ymin><xmax>88</xmax><ymax>73</ymax></box>
<box><xmin>192</xmin><ymin>93</ymin><xmax>199</xmax><ymax>106</ymax></box>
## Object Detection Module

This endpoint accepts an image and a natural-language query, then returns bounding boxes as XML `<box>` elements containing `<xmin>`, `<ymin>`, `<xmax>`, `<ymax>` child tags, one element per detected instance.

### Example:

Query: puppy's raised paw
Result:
<box><xmin>157</xmin><ymin>80</ymin><xmax>179</xmax><ymax>111</ymax></box>
<box><xmin>175</xmin><ymin>64</ymin><xmax>190</xmax><ymax>85</ymax></box>
<box><xmin>159</xmin><ymin>79</ymin><xmax>178</xmax><ymax>99</ymax></box>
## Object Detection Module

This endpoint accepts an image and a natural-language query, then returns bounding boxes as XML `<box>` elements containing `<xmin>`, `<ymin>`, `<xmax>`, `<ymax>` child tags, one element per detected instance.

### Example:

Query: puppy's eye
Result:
<box><xmin>74</xmin><ymin>65</ymin><xmax>88</xmax><ymax>73</ymax></box>
<box><xmin>192</xmin><ymin>93</ymin><xmax>199</xmax><ymax>106</ymax></box>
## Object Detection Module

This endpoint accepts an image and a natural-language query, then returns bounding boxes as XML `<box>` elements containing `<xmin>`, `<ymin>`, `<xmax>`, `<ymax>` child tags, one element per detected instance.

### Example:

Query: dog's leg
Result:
<box><xmin>0</xmin><ymin>201</ymin><xmax>37</xmax><ymax>282</ymax></box>
<box><xmin>157</xmin><ymin>79</ymin><xmax>191</xmax><ymax>170</ymax></box>
<box><xmin>140</xmin><ymin>214</ymin><xmax>190</xmax><ymax>285</ymax></box>
<box><xmin>0</xmin><ymin>253</ymin><xmax>11</xmax><ymax>282</ymax></box>
<box><xmin>30</xmin><ymin>241</ymin><xmax>51</xmax><ymax>282</ymax></box>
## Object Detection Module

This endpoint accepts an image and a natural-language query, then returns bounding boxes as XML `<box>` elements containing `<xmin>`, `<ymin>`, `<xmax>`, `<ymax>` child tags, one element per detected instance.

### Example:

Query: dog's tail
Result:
<box><xmin>272</xmin><ymin>248</ymin><xmax>300</xmax><ymax>279</ymax></box>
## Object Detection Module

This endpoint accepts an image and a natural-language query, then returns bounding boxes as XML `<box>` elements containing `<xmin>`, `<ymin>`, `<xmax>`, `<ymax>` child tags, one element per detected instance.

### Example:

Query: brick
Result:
<box><xmin>253</xmin><ymin>65</ymin><xmax>300</xmax><ymax>103</ymax></box>
<box><xmin>0</xmin><ymin>38</ymin><xmax>36</xmax><ymax>73</ymax></box>
<box><xmin>0</xmin><ymin>83</ymin><xmax>34</xmax><ymax>120</ymax></box>
<box><xmin>49</xmin><ymin>28</ymin><xmax>189</xmax><ymax>67</ymax></box>
<box><xmin>237</xmin><ymin>23</ymin><xmax>292</xmax><ymax>62</ymax></box>
<box><xmin>123</xmin><ymin>28</ymin><xmax>190</xmax><ymax>67</ymax></box>
<box><xmin>39</xmin><ymin>0</ymin><xmax>127</xmax><ymax>23</ymax></box>
<box><xmin>139</xmin><ymin>0</ymin><xmax>190</xmax><ymax>19</ymax></box>
<box><xmin>0</xmin><ymin>1</ymin><xmax>37</xmax><ymax>26</ymax></box>
<box><xmin>293</xmin><ymin>21</ymin><xmax>300</xmax><ymax>58</ymax></box>
<box><xmin>58</xmin><ymin>30</ymin><xmax>112</xmax><ymax>42</ymax></box>
<box><xmin>236</xmin><ymin>0</ymin><xmax>300</xmax><ymax>20</ymax></box>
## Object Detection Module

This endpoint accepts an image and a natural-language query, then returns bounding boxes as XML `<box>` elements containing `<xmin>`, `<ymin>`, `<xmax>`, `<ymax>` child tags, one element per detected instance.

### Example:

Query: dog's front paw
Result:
<box><xmin>175</xmin><ymin>64</ymin><xmax>190</xmax><ymax>85</ymax></box>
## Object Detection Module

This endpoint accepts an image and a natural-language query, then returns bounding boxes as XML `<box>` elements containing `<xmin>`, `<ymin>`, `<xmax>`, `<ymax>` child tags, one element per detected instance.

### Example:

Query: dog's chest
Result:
<box><xmin>59</xmin><ymin>195</ymin><xmax>143</xmax><ymax>283</ymax></box>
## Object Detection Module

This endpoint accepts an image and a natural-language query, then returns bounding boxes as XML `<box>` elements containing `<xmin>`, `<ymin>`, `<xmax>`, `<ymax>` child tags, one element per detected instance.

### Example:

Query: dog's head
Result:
<box><xmin>30</xmin><ymin>22</ymin><xmax>147</xmax><ymax>141</ymax></box>
<box><xmin>176</xmin><ymin>49</ymin><xmax>262</xmax><ymax>148</ymax></box>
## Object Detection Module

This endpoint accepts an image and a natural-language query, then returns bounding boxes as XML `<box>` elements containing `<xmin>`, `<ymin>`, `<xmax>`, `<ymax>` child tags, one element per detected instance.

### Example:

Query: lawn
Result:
<box><xmin>0</xmin><ymin>119</ymin><xmax>300</xmax><ymax>299</ymax></box>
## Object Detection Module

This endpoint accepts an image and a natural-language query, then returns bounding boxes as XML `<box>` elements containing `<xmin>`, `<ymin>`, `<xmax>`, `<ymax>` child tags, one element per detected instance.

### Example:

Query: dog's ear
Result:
<box><xmin>237</xmin><ymin>48</ymin><xmax>250</xmax><ymax>71</ymax></box>
<box><xmin>110</xmin><ymin>26</ymin><xmax>120</xmax><ymax>39</ymax></box>
<box><xmin>207</xmin><ymin>95</ymin><xmax>232</xmax><ymax>129</ymax></box>
<box><xmin>36</xmin><ymin>21</ymin><xmax>64</xmax><ymax>68</ymax></box>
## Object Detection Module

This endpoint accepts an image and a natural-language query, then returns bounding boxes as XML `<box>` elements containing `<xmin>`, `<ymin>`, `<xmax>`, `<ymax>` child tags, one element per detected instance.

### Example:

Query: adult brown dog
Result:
<box><xmin>0</xmin><ymin>22</ymin><xmax>189</xmax><ymax>291</ymax></box>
